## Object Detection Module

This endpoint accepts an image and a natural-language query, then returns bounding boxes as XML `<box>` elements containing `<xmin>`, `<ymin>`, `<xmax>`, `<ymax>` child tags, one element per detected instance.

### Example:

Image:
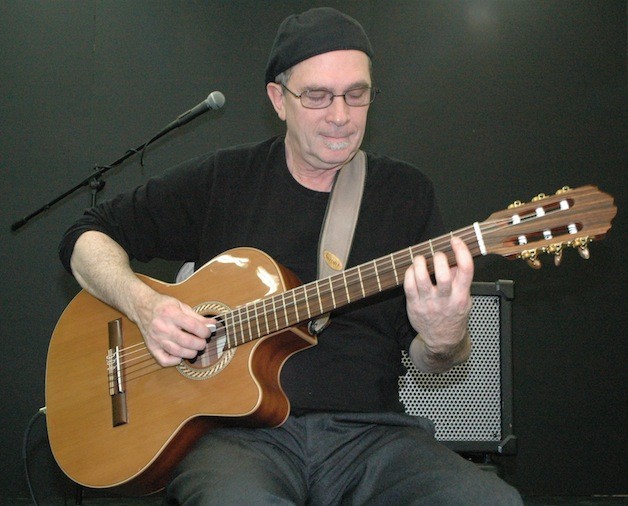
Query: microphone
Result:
<box><xmin>170</xmin><ymin>91</ymin><xmax>226</xmax><ymax>130</ymax></box>
<box><xmin>144</xmin><ymin>91</ymin><xmax>226</xmax><ymax>148</ymax></box>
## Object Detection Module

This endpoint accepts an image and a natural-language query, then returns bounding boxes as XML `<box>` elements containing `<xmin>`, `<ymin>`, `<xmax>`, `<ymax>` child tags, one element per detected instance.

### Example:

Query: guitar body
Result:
<box><xmin>45</xmin><ymin>247</ymin><xmax>316</xmax><ymax>494</ymax></box>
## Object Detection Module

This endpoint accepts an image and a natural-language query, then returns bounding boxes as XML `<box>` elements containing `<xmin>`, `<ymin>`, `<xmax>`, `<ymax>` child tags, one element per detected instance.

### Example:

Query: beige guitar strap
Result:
<box><xmin>308</xmin><ymin>150</ymin><xmax>366</xmax><ymax>335</ymax></box>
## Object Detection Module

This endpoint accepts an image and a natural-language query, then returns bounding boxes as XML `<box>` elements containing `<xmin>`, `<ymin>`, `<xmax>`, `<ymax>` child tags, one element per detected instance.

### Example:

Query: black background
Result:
<box><xmin>1</xmin><ymin>0</ymin><xmax>625</xmax><ymax>499</ymax></box>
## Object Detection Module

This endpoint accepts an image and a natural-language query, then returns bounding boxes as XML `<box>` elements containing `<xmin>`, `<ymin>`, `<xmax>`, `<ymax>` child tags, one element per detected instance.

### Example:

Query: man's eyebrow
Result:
<box><xmin>304</xmin><ymin>80</ymin><xmax>372</xmax><ymax>91</ymax></box>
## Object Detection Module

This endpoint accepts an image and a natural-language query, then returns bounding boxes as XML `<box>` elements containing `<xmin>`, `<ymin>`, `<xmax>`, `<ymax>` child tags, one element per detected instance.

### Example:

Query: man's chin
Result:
<box><xmin>320</xmin><ymin>143</ymin><xmax>357</xmax><ymax>164</ymax></box>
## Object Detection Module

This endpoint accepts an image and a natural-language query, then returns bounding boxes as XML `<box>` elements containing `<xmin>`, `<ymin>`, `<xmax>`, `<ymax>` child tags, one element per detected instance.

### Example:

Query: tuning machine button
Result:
<box><xmin>577</xmin><ymin>245</ymin><xmax>590</xmax><ymax>260</ymax></box>
<box><xmin>521</xmin><ymin>249</ymin><xmax>542</xmax><ymax>269</ymax></box>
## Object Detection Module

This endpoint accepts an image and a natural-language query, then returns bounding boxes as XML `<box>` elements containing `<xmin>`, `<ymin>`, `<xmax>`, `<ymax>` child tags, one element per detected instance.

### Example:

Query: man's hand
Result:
<box><xmin>403</xmin><ymin>236</ymin><xmax>474</xmax><ymax>373</ymax></box>
<box><xmin>133</xmin><ymin>291</ymin><xmax>215</xmax><ymax>367</ymax></box>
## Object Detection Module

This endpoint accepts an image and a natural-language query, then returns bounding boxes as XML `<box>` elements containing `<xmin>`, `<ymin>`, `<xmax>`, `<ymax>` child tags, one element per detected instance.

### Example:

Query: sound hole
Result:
<box><xmin>176</xmin><ymin>301</ymin><xmax>236</xmax><ymax>381</ymax></box>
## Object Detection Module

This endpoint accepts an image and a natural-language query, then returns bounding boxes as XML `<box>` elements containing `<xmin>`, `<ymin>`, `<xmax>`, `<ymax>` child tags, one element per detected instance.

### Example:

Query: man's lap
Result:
<box><xmin>165</xmin><ymin>412</ymin><xmax>522</xmax><ymax>505</ymax></box>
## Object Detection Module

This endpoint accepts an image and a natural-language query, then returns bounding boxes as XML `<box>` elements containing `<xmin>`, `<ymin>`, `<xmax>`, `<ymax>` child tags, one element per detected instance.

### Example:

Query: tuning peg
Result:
<box><xmin>508</xmin><ymin>200</ymin><xmax>524</xmax><ymax>209</ymax></box>
<box><xmin>527</xmin><ymin>258</ymin><xmax>542</xmax><ymax>269</ymax></box>
<box><xmin>577</xmin><ymin>245</ymin><xmax>590</xmax><ymax>260</ymax></box>
<box><xmin>532</xmin><ymin>193</ymin><xmax>548</xmax><ymax>202</ymax></box>
<box><xmin>573</xmin><ymin>237</ymin><xmax>592</xmax><ymax>260</ymax></box>
<box><xmin>546</xmin><ymin>244</ymin><xmax>563</xmax><ymax>267</ymax></box>
<box><xmin>556</xmin><ymin>186</ymin><xmax>572</xmax><ymax>195</ymax></box>
<box><xmin>521</xmin><ymin>249</ymin><xmax>542</xmax><ymax>269</ymax></box>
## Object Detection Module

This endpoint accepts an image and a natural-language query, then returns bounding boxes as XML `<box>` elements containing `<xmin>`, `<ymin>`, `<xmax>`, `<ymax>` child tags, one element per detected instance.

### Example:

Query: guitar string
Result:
<box><xmin>111</xmin><ymin>222</ymin><xmax>490</xmax><ymax>376</ymax></box>
<box><xmin>214</xmin><ymin>217</ymin><xmax>517</xmax><ymax>345</ymax></box>
<box><xmin>228</xmin><ymin>198</ymin><xmax>584</xmax><ymax>336</ymax></box>
<box><xmin>111</xmin><ymin>215</ymin><xmax>527</xmax><ymax>380</ymax></box>
<box><xmin>114</xmin><ymin>326</ymin><xmax>230</xmax><ymax>369</ymax></box>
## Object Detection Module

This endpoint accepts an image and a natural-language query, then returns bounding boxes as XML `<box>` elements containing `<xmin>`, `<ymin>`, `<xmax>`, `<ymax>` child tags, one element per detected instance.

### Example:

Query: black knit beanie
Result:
<box><xmin>265</xmin><ymin>7</ymin><xmax>374</xmax><ymax>85</ymax></box>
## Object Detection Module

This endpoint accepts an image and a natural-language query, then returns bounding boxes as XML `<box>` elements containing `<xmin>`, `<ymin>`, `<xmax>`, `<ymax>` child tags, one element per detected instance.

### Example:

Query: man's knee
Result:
<box><xmin>442</xmin><ymin>470</ymin><xmax>524</xmax><ymax>506</ymax></box>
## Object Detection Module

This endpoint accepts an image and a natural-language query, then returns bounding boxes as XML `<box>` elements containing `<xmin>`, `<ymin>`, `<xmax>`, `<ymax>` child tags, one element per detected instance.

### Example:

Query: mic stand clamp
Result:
<box><xmin>89</xmin><ymin>168</ymin><xmax>107</xmax><ymax>207</ymax></box>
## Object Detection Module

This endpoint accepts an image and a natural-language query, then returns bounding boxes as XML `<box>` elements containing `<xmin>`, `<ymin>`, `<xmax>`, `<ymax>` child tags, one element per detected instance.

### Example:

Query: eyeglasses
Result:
<box><xmin>281</xmin><ymin>84</ymin><xmax>380</xmax><ymax>109</ymax></box>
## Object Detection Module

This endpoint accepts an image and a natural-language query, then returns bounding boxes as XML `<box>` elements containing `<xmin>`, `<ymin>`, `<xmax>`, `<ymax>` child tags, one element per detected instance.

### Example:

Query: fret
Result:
<box><xmin>303</xmin><ymin>284</ymin><xmax>312</xmax><ymax>319</ymax></box>
<box><xmin>253</xmin><ymin>301</ymin><xmax>261</xmax><ymax>339</ymax></box>
<box><xmin>280</xmin><ymin>292</ymin><xmax>289</xmax><ymax>327</ymax></box>
<box><xmin>260</xmin><ymin>298</ymin><xmax>270</xmax><ymax>335</ymax></box>
<box><xmin>271</xmin><ymin>296</ymin><xmax>279</xmax><ymax>333</ymax></box>
<box><xmin>345</xmin><ymin>268</ymin><xmax>360</xmax><ymax>302</ymax></box>
<box><xmin>377</xmin><ymin>256</ymin><xmax>393</xmax><ymax>290</ymax></box>
<box><xmin>330</xmin><ymin>273</ymin><xmax>347</xmax><ymax>307</ymax></box>
<box><xmin>357</xmin><ymin>264</ymin><xmax>366</xmax><ymax>298</ymax></box>
<box><xmin>342</xmin><ymin>270</ymin><xmax>351</xmax><ymax>303</ymax></box>
<box><xmin>229</xmin><ymin>308</ymin><xmax>238</xmax><ymax>346</ymax></box>
<box><xmin>296</xmin><ymin>285</ymin><xmax>309</xmax><ymax>320</ymax></box>
<box><xmin>235</xmin><ymin>307</ymin><xmax>246</xmax><ymax>346</ymax></box>
<box><xmin>253</xmin><ymin>301</ymin><xmax>262</xmax><ymax>337</ymax></box>
<box><xmin>244</xmin><ymin>304</ymin><xmax>254</xmax><ymax>342</ymax></box>
<box><xmin>314</xmin><ymin>280</ymin><xmax>324</xmax><ymax>314</ymax></box>
<box><xmin>373</xmin><ymin>260</ymin><xmax>382</xmax><ymax>292</ymax></box>
<box><xmin>362</xmin><ymin>260</ymin><xmax>379</xmax><ymax>295</ymax></box>
<box><xmin>288</xmin><ymin>291</ymin><xmax>295</xmax><ymax>326</ymax></box>
<box><xmin>291</xmin><ymin>290</ymin><xmax>300</xmax><ymax>323</ymax></box>
<box><xmin>404</xmin><ymin>247</ymin><xmax>414</xmax><ymax>274</ymax></box>
<box><xmin>390</xmin><ymin>253</ymin><xmax>399</xmax><ymax>284</ymax></box>
<box><xmin>292</xmin><ymin>287</ymin><xmax>301</xmax><ymax>322</ymax></box>
<box><xmin>327</xmin><ymin>275</ymin><xmax>337</xmax><ymax>307</ymax></box>
<box><xmin>278</xmin><ymin>292</ymin><xmax>287</xmax><ymax>327</ymax></box>
<box><xmin>328</xmin><ymin>277</ymin><xmax>337</xmax><ymax>309</ymax></box>
<box><xmin>223</xmin><ymin>318</ymin><xmax>233</xmax><ymax>349</ymax></box>
<box><xmin>301</xmin><ymin>281</ymin><xmax>319</xmax><ymax>318</ymax></box>
<box><xmin>222</xmin><ymin>318</ymin><xmax>238</xmax><ymax>348</ymax></box>
<box><xmin>230</xmin><ymin>317</ymin><xmax>240</xmax><ymax>347</ymax></box>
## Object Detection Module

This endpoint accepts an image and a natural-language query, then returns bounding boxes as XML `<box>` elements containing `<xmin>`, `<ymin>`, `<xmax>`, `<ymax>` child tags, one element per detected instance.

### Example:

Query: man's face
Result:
<box><xmin>269</xmin><ymin>50</ymin><xmax>372</xmax><ymax>174</ymax></box>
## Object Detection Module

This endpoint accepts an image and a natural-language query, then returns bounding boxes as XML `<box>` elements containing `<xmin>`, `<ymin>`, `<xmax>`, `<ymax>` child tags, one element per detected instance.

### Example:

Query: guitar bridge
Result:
<box><xmin>107</xmin><ymin>319</ymin><xmax>128</xmax><ymax>427</ymax></box>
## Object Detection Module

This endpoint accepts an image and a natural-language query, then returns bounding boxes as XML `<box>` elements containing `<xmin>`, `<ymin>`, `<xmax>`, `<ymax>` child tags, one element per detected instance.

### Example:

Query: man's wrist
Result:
<box><xmin>410</xmin><ymin>327</ymin><xmax>471</xmax><ymax>373</ymax></box>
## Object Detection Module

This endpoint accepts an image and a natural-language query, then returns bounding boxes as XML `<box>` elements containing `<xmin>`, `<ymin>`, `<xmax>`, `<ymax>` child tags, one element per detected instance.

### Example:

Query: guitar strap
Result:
<box><xmin>308</xmin><ymin>150</ymin><xmax>366</xmax><ymax>335</ymax></box>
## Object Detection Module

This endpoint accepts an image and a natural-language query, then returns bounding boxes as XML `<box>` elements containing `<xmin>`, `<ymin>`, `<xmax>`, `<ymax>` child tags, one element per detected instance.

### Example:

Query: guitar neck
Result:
<box><xmin>222</xmin><ymin>224</ymin><xmax>480</xmax><ymax>349</ymax></box>
<box><xmin>221</xmin><ymin>184</ymin><xmax>620</xmax><ymax>349</ymax></box>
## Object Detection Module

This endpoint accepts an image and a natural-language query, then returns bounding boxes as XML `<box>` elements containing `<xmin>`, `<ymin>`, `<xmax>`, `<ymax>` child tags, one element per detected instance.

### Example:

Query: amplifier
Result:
<box><xmin>399</xmin><ymin>280</ymin><xmax>517</xmax><ymax>454</ymax></box>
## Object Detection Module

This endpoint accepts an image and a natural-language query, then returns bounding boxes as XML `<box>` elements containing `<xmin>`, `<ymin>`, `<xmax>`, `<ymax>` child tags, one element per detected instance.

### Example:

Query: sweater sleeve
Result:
<box><xmin>58</xmin><ymin>152</ymin><xmax>215</xmax><ymax>274</ymax></box>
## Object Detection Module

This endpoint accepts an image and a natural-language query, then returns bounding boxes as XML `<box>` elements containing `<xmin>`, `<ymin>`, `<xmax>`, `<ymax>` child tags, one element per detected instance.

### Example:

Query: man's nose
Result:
<box><xmin>325</xmin><ymin>95</ymin><xmax>351</xmax><ymax>125</ymax></box>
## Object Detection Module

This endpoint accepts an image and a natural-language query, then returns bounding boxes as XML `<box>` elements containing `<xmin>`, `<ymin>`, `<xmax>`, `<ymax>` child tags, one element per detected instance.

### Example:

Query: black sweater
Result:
<box><xmin>59</xmin><ymin>136</ymin><xmax>444</xmax><ymax>413</ymax></box>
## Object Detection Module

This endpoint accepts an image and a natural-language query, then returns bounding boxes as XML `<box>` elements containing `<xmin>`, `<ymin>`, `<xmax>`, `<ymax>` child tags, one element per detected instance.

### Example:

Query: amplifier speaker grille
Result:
<box><xmin>398</xmin><ymin>281</ymin><xmax>516</xmax><ymax>454</ymax></box>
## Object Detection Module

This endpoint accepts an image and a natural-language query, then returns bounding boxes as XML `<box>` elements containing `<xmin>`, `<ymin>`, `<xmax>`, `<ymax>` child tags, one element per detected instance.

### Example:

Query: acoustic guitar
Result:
<box><xmin>45</xmin><ymin>185</ymin><xmax>616</xmax><ymax>494</ymax></box>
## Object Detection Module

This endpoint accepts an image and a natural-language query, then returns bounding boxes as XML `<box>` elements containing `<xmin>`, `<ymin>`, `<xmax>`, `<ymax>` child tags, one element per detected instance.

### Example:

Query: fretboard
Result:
<box><xmin>218</xmin><ymin>224</ymin><xmax>482</xmax><ymax>349</ymax></box>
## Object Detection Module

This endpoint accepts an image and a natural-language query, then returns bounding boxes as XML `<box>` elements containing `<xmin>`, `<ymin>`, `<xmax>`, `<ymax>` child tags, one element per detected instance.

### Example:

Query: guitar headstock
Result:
<box><xmin>482</xmin><ymin>185</ymin><xmax>617</xmax><ymax>268</ymax></box>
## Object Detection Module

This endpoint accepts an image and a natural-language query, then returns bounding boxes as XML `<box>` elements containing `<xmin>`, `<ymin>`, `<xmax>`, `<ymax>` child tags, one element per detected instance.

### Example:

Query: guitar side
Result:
<box><xmin>45</xmin><ymin>247</ymin><xmax>316</xmax><ymax>494</ymax></box>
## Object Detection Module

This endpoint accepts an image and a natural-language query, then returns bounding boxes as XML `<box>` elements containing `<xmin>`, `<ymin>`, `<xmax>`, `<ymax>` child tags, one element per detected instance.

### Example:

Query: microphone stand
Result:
<box><xmin>11</xmin><ymin>91</ymin><xmax>226</xmax><ymax>232</ymax></box>
<box><xmin>11</xmin><ymin>91</ymin><xmax>225</xmax><ymax>232</ymax></box>
<box><xmin>10</xmin><ymin>142</ymin><xmax>148</xmax><ymax>232</ymax></box>
<box><xmin>9</xmin><ymin>91</ymin><xmax>224</xmax><ymax>232</ymax></box>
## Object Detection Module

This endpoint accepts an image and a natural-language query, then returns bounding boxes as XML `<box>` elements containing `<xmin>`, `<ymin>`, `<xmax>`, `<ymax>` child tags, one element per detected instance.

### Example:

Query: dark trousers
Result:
<box><xmin>165</xmin><ymin>412</ymin><xmax>523</xmax><ymax>505</ymax></box>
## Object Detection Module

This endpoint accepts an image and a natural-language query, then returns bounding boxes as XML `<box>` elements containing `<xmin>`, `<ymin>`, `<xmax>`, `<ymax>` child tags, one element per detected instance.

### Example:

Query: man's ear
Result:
<box><xmin>266</xmin><ymin>82</ymin><xmax>287</xmax><ymax>121</ymax></box>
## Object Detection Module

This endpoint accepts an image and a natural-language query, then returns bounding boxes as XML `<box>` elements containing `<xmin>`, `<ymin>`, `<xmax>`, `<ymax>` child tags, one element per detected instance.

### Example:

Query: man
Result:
<box><xmin>60</xmin><ymin>7</ymin><xmax>523</xmax><ymax>504</ymax></box>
